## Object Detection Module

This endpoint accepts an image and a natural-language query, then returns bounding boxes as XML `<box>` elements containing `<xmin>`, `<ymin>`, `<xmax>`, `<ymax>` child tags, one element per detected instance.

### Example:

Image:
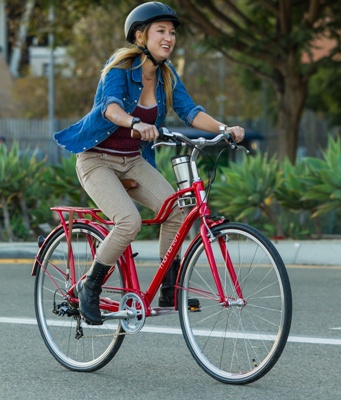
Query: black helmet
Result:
<box><xmin>125</xmin><ymin>2</ymin><xmax>181</xmax><ymax>44</ymax></box>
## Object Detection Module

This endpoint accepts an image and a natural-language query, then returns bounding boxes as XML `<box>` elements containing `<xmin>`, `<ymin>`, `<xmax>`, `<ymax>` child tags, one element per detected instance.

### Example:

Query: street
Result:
<box><xmin>0</xmin><ymin>261</ymin><xmax>341</xmax><ymax>400</ymax></box>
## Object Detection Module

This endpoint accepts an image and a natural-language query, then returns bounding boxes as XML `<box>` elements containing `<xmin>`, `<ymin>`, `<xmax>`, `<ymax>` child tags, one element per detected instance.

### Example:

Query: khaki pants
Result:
<box><xmin>76</xmin><ymin>152</ymin><xmax>183</xmax><ymax>265</ymax></box>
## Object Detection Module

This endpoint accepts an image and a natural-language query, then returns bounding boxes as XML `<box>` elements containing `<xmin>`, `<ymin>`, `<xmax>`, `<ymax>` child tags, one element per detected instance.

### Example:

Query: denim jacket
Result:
<box><xmin>54</xmin><ymin>56</ymin><xmax>205</xmax><ymax>166</ymax></box>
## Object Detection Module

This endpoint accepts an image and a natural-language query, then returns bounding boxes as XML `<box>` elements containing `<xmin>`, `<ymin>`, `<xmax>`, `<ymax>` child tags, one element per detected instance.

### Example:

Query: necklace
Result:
<box><xmin>142</xmin><ymin>72</ymin><xmax>156</xmax><ymax>81</ymax></box>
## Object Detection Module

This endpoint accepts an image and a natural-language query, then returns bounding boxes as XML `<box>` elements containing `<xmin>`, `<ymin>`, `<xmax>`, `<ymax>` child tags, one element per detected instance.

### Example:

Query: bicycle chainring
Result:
<box><xmin>119</xmin><ymin>292</ymin><xmax>146</xmax><ymax>334</ymax></box>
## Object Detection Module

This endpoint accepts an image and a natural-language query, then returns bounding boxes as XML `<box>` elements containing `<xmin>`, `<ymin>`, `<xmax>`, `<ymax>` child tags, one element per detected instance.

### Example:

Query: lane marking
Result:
<box><xmin>0</xmin><ymin>259</ymin><xmax>34</xmax><ymax>264</ymax></box>
<box><xmin>1</xmin><ymin>317</ymin><xmax>341</xmax><ymax>345</ymax></box>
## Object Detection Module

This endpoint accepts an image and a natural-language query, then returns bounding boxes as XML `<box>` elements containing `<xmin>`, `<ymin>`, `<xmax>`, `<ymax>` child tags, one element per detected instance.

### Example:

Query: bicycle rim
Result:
<box><xmin>178</xmin><ymin>222</ymin><xmax>292</xmax><ymax>384</ymax></box>
<box><xmin>34</xmin><ymin>223</ymin><xmax>125</xmax><ymax>372</ymax></box>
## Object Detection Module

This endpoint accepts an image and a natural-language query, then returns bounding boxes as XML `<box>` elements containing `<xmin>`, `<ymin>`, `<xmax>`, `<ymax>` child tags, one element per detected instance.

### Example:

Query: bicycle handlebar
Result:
<box><xmin>153</xmin><ymin>126</ymin><xmax>249</xmax><ymax>154</ymax></box>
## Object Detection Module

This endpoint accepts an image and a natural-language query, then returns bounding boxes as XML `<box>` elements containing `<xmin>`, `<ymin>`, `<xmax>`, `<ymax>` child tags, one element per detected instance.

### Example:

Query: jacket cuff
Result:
<box><xmin>186</xmin><ymin>105</ymin><xmax>206</xmax><ymax>126</ymax></box>
<box><xmin>101</xmin><ymin>96</ymin><xmax>124</xmax><ymax>121</ymax></box>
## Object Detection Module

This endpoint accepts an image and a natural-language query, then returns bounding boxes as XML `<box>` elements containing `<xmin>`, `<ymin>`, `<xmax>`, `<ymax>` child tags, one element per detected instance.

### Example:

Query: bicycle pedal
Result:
<box><xmin>188</xmin><ymin>298</ymin><xmax>201</xmax><ymax>312</ymax></box>
<box><xmin>188</xmin><ymin>306</ymin><xmax>201</xmax><ymax>312</ymax></box>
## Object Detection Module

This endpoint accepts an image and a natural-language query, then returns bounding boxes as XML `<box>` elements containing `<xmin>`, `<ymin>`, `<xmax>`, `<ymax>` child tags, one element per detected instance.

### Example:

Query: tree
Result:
<box><xmin>174</xmin><ymin>0</ymin><xmax>341</xmax><ymax>162</ymax></box>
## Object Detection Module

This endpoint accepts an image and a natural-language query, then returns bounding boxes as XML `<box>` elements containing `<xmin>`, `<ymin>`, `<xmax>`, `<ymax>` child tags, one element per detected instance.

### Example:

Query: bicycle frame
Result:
<box><xmin>32</xmin><ymin>176</ymin><xmax>241</xmax><ymax>318</ymax></box>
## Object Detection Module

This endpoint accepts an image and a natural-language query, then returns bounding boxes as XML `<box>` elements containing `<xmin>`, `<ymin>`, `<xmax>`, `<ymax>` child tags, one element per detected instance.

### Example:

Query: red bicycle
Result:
<box><xmin>32</xmin><ymin>127</ymin><xmax>292</xmax><ymax>384</ymax></box>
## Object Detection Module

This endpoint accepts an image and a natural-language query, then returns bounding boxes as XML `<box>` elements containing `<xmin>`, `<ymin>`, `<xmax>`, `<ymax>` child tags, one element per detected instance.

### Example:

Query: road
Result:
<box><xmin>0</xmin><ymin>261</ymin><xmax>341</xmax><ymax>400</ymax></box>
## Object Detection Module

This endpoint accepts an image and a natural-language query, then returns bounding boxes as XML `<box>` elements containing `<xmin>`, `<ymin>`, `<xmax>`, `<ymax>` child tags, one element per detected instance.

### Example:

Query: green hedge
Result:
<box><xmin>1</xmin><ymin>135</ymin><xmax>340</xmax><ymax>241</ymax></box>
<box><xmin>210</xmin><ymin>134</ymin><xmax>341</xmax><ymax>238</ymax></box>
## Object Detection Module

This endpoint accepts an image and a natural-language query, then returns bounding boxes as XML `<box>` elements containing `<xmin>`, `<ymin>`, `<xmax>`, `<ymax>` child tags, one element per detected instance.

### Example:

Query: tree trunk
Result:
<box><xmin>1</xmin><ymin>196</ymin><xmax>14</xmax><ymax>241</ymax></box>
<box><xmin>275</xmin><ymin>71</ymin><xmax>308</xmax><ymax>163</ymax></box>
<box><xmin>19</xmin><ymin>195</ymin><xmax>30</xmax><ymax>231</ymax></box>
<box><xmin>260</xmin><ymin>203</ymin><xmax>285</xmax><ymax>238</ymax></box>
<box><xmin>9</xmin><ymin>0</ymin><xmax>35</xmax><ymax>77</ymax></box>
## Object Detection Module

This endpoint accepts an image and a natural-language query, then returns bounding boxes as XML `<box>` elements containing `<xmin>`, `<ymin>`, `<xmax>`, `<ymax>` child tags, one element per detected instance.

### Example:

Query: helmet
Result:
<box><xmin>125</xmin><ymin>2</ymin><xmax>181</xmax><ymax>44</ymax></box>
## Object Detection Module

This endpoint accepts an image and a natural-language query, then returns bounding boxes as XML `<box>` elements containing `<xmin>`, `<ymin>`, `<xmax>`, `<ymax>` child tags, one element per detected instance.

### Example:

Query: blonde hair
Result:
<box><xmin>101</xmin><ymin>26</ymin><xmax>177</xmax><ymax>110</ymax></box>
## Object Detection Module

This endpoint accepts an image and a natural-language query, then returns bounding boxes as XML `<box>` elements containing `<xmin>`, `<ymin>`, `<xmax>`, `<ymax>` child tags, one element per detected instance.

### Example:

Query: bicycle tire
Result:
<box><xmin>34</xmin><ymin>222</ymin><xmax>125</xmax><ymax>372</ymax></box>
<box><xmin>178</xmin><ymin>221</ymin><xmax>292</xmax><ymax>384</ymax></box>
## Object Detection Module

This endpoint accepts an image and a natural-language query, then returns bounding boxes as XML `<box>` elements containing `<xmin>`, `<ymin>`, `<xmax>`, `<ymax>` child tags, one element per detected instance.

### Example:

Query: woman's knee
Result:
<box><xmin>114</xmin><ymin>210</ymin><xmax>142</xmax><ymax>238</ymax></box>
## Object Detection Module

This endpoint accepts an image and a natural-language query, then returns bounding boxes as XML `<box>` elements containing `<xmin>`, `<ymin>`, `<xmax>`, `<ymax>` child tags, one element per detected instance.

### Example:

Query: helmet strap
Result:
<box><xmin>137</xmin><ymin>45</ymin><xmax>167</xmax><ymax>66</ymax></box>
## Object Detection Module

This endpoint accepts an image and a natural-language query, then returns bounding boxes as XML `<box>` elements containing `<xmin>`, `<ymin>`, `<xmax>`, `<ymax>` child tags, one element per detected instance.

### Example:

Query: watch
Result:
<box><xmin>130</xmin><ymin>117</ymin><xmax>141</xmax><ymax>129</ymax></box>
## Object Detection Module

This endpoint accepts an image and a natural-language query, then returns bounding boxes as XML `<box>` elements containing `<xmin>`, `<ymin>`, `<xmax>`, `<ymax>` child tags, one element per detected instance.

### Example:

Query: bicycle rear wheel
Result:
<box><xmin>34</xmin><ymin>222</ymin><xmax>125</xmax><ymax>372</ymax></box>
<box><xmin>178</xmin><ymin>222</ymin><xmax>292</xmax><ymax>384</ymax></box>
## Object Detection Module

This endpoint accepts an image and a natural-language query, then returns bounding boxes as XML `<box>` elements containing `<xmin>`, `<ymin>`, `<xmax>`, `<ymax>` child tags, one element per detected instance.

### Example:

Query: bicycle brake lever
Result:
<box><xmin>225</xmin><ymin>137</ymin><xmax>250</xmax><ymax>154</ymax></box>
<box><xmin>152</xmin><ymin>141</ymin><xmax>184</xmax><ymax>149</ymax></box>
<box><xmin>237</xmin><ymin>145</ymin><xmax>250</xmax><ymax>154</ymax></box>
<box><xmin>228</xmin><ymin>141</ymin><xmax>250</xmax><ymax>154</ymax></box>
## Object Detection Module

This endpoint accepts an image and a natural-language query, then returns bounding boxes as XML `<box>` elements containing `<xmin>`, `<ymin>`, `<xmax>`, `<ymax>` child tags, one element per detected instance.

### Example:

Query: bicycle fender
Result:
<box><xmin>31</xmin><ymin>221</ymin><xmax>110</xmax><ymax>276</ymax></box>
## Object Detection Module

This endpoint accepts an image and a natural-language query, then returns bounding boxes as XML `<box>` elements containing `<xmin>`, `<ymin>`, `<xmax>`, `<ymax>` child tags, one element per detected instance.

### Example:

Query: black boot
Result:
<box><xmin>158</xmin><ymin>257</ymin><xmax>201</xmax><ymax>310</ymax></box>
<box><xmin>158</xmin><ymin>257</ymin><xmax>180</xmax><ymax>307</ymax></box>
<box><xmin>75</xmin><ymin>261</ymin><xmax>110</xmax><ymax>325</ymax></box>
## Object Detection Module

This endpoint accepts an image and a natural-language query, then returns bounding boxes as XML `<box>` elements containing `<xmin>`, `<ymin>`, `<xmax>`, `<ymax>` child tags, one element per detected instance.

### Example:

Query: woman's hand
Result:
<box><xmin>229</xmin><ymin>126</ymin><xmax>245</xmax><ymax>143</ymax></box>
<box><xmin>131</xmin><ymin>122</ymin><xmax>159</xmax><ymax>141</ymax></box>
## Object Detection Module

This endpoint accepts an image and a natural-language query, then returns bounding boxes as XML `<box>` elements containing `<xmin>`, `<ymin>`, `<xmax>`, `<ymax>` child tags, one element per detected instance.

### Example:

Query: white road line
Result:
<box><xmin>1</xmin><ymin>317</ymin><xmax>341</xmax><ymax>345</ymax></box>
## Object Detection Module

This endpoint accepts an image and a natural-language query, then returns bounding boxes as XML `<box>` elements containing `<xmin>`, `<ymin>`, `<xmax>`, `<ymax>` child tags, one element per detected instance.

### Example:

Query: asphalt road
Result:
<box><xmin>1</xmin><ymin>262</ymin><xmax>341</xmax><ymax>400</ymax></box>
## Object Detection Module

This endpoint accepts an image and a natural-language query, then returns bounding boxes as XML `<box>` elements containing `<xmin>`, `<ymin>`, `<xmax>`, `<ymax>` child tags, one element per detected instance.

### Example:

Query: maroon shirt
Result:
<box><xmin>90</xmin><ymin>104</ymin><xmax>158</xmax><ymax>157</ymax></box>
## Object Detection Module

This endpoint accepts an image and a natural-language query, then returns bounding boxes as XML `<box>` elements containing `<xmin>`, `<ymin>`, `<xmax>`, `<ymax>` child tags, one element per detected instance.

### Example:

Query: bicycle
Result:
<box><xmin>32</xmin><ymin>126</ymin><xmax>292</xmax><ymax>385</ymax></box>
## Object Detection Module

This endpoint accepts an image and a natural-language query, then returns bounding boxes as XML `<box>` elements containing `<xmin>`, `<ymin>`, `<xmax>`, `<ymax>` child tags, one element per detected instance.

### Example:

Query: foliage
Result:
<box><xmin>210</xmin><ymin>152</ymin><xmax>284</xmax><ymax>236</ymax></box>
<box><xmin>302</xmin><ymin>135</ymin><xmax>341</xmax><ymax>216</ymax></box>
<box><xmin>0</xmin><ymin>142</ymin><xmax>47</xmax><ymax>240</ymax></box>
<box><xmin>1</xmin><ymin>136</ymin><xmax>341</xmax><ymax>241</ymax></box>
<box><xmin>306</xmin><ymin>65</ymin><xmax>341</xmax><ymax>126</ymax></box>
<box><xmin>274</xmin><ymin>158</ymin><xmax>323</xmax><ymax>236</ymax></box>
<box><xmin>174</xmin><ymin>0</ymin><xmax>341</xmax><ymax>162</ymax></box>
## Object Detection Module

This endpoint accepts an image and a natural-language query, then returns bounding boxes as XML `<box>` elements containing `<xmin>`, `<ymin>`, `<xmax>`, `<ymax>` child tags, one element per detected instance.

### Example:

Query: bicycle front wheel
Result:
<box><xmin>34</xmin><ymin>222</ymin><xmax>125</xmax><ymax>372</ymax></box>
<box><xmin>178</xmin><ymin>222</ymin><xmax>292</xmax><ymax>384</ymax></box>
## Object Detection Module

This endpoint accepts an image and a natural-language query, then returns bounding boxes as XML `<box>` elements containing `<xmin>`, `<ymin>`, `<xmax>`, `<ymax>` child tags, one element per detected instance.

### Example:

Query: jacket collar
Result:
<box><xmin>131</xmin><ymin>56</ymin><xmax>164</xmax><ymax>85</ymax></box>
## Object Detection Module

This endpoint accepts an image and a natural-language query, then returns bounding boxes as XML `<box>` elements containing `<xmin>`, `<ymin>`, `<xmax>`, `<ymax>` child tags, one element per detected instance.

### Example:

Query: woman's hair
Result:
<box><xmin>101</xmin><ymin>25</ymin><xmax>177</xmax><ymax>110</ymax></box>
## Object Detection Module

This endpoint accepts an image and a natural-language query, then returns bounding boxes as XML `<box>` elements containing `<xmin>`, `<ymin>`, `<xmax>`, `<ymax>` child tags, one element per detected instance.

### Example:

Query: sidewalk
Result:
<box><xmin>0</xmin><ymin>239</ymin><xmax>340</xmax><ymax>266</ymax></box>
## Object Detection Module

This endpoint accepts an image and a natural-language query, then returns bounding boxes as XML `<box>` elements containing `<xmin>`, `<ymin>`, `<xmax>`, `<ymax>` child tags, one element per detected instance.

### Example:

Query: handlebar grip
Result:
<box><xmin>131</xmin><ymin>127</ymin><xmax>168</xmax><ymax>140</ymax></box>
<box><xmin>158</xmin><ymin>127</ymin><xmax>166</xmax><ymax>140</ymax></box>
<box><xmin>131</xmin><ymin>129</ymin><xmax>141</xmax><ymax>139</ymax></box>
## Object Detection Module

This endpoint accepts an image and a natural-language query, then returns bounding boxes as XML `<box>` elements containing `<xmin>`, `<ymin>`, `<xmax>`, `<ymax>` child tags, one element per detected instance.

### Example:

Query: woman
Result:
<box><xmin>54</xmin><ymin>2</ymin><xmax>245</xmax><ymax>325</ymax></box>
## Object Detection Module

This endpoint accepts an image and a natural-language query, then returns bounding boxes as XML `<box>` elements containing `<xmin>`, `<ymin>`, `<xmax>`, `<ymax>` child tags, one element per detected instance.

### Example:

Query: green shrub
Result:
<box><xmin>303</xmin><ymin>135</ymin><xmax>341</xmax><ymax>216</ymax></box>
<box><xmin>211</xmin><ymin>152</ymin><xmax>285</xmax><ymax>237</ymax></box>
<box><xmin>0</xmin><ymin>142</ymin><xmax>47</xmax><ymax>240</ymax></box>
<box><xmin>275</xmin><ymin>158</ymin><xmax>323</xmax><ymax>236</ymax></box>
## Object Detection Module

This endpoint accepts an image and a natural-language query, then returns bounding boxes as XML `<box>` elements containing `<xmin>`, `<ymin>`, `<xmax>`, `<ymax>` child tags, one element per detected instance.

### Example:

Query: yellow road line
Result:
<box><xmin>0</xmin><ymin>259</ymin><xmax>34</xmax><ymax>264</ymax></box>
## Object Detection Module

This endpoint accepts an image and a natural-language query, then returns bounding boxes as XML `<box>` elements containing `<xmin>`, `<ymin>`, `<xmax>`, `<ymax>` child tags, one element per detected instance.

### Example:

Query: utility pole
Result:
<box><xmin>48</xmin><ymin>0</ymin><xmax>56</xmax><ymax>163</ymax></box>
<box><xmin>0</xmin><ymin>0</ymin><xmax>8</xmax><ymax>62</ymax></box>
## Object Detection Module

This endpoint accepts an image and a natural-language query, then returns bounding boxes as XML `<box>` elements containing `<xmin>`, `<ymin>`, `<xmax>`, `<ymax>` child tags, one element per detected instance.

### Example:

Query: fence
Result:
<box><xmin>0</xmin><ymin>112</ymin><xmax>338</xmax><ymax>164</ymax></box>
<box><xmin>0</xmin><ymin>118</ymin><xmax>76</xmax><ymax>163</ymax></box>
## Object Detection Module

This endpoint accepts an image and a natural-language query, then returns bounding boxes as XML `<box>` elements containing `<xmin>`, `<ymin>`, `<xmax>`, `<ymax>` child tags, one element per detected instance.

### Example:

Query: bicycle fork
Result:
<box><xmin>200</xmin><ymin>222</ymin><xmax>245</xmax><ymax>308</ymax></box>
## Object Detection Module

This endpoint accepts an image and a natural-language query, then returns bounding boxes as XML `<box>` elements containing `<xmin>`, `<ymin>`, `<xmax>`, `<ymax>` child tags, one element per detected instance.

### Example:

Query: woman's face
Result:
<box><xmin>145</xmin><ymin>21</ymin><xmax>176</xmax><ymax>61</ymax></box>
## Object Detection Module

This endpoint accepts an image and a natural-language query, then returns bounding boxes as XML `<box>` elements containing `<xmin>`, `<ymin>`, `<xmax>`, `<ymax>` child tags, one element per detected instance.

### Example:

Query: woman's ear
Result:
<box><xmin>135</xmin><ymin>30</ymin><xmax>144</xmax><ymax>45</ymax></box>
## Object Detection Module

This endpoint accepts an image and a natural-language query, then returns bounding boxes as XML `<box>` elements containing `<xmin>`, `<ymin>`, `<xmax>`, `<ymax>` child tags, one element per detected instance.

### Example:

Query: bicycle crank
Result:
<box><xmin>102</xmin><ymin>292</ymin><xmax>146</xmax><ymax>334</ymax></box>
